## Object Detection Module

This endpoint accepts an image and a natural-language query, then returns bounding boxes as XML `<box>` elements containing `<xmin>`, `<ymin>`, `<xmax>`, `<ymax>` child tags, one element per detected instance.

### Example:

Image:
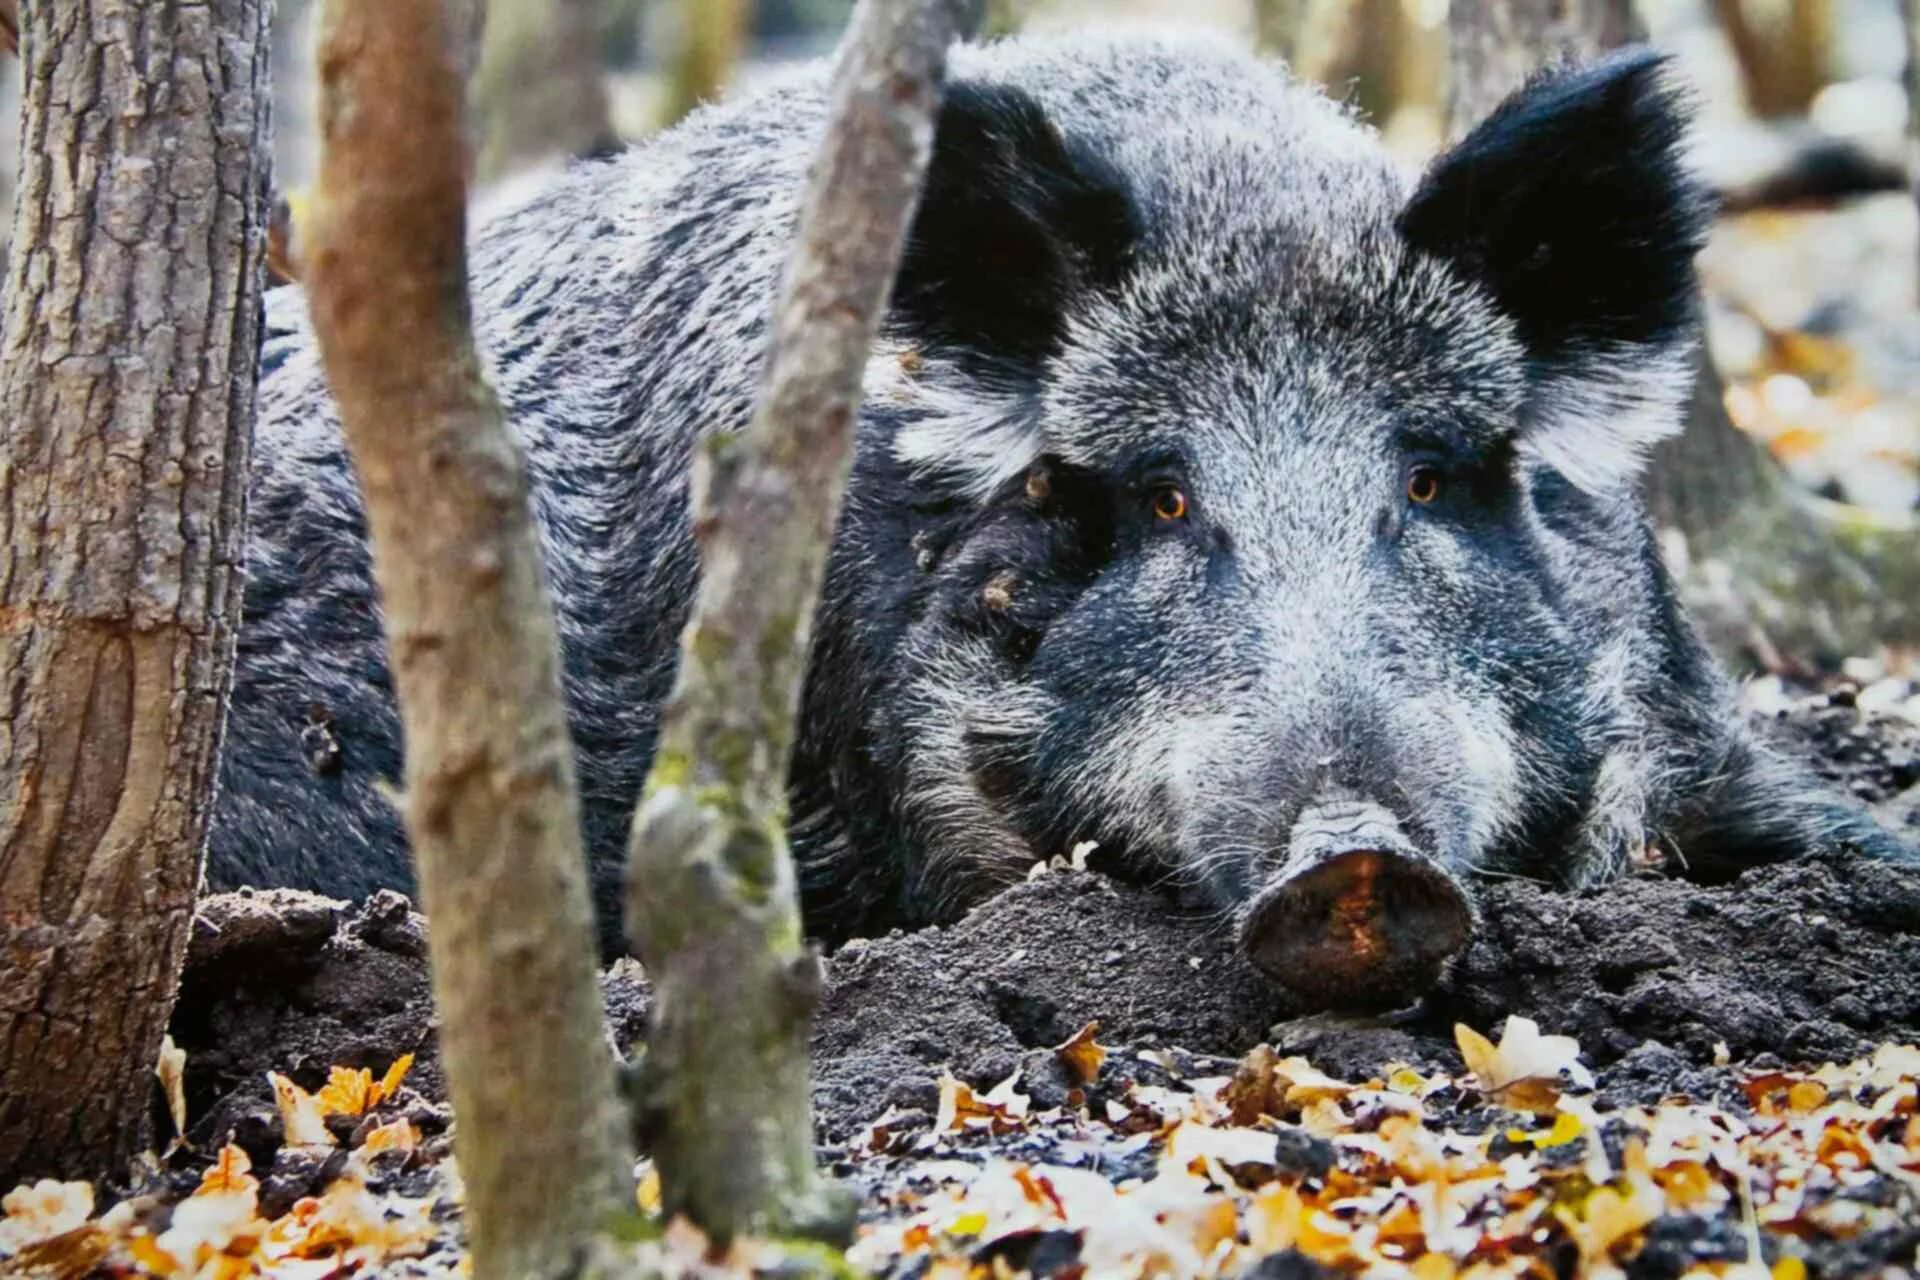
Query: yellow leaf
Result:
<box><xmin>317</xmin><ymin>1065</ymin><xmax>377</xmax><ymax>1117</ymax></box>
<box><xmin>1535</xmin><ymin>1111</ymin><xmax>1584</xmax><ymax>1147</ymax></box>
<box><xmin>1411</xmin><ymin>1252</ymin><xmax>1457</xmax><ymax>1280</ymax></box>
<box><xmin>1773</xmin><ymin>1257</ymin><xmax>1808</xmax><ymax>1280</ymax></box>
<box><xmin>1194</xmin><ymin>1196</ymin><xmax>1239</xmax><ymax>1254</ymax></box>
<box><xmin>636</xmin><ymin>1166</ymin><xmax>662</xmax><ymax>1215</ymax></box>
<box><xmin>1387</xmin><ymin>1065</ymin><xmax>1428</xmax><ymax>1094</ymax></box>
<box><xmin>1786</xmin><ymin>1080</ymin><xmax>1828</xmax><ymax>1112</ymax></box>
<box><xmin>1246</xmin><ymin>1184</ymin><xmax>1304</xmax><ymax>1253</ymax></box>
<box><xmin>125</xmin><ymin>1232</ymin><xmax>180</xmax><ymax>1276</ymax></box>
<box><xmin>947</xmin><ymin>1210</ymin><xmax>987</xmax><ymax>1236</ymax></box>
<box><xmin>376</xmin><ymin>1052</ymin><xmax>415</xmax><ymax>1104</ymax></box>
<box><xmin>1454</xmin><ymin>1023</ymin><xmax>1499</xmax><ymax>1080</ymax></box>
<box><xmin>1558</xmin><ymin>1183</ymin><xmax>1658</xmax><ymax>1261</ymax></box>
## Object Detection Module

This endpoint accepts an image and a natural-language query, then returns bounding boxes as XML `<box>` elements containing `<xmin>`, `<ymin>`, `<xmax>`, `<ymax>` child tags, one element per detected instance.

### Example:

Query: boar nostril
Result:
<box><xmin>1237</xmin><ymin>799</ymin><xmax>1472</xmax><ymax>1013</ymax></box>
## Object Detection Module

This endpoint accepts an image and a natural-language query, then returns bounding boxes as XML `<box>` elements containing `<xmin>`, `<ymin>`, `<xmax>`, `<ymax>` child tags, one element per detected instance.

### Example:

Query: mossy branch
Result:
<box><xmin>305</xmin><ymin>3</ymin><xmax>630</xmax><ymax>1276</ymax></box>
<box><xmin>626</xmin><ymin>0</ymin><xmax>973</xmax><ymax>1246</ymax></box>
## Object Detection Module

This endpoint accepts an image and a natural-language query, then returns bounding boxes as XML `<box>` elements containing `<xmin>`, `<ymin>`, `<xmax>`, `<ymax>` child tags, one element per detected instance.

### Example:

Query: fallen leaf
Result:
<box><xmin>0</xmin><ymin>1179</ymin><xmax>93</xmax><ymax>1249</ymax></box>
<box><xmin>155</xmin><ymin>1034</ymin><xmax>188</xmax><ymax>1143</ymax></box>
<box><xmin>268</xmin><ymin>1072</ymin><xmax>336</xmax><ymax>1147</ymax></box>
<box><xmin>1053</xmin><ymin>1021</ymin><xmax>1107</xmax><ymax>1088</ymax></box>
<box><xmin>196</xmin><ymin>1146</ymin><xmax>258</xmax><ymax>1197</ymax></box>
<box><xmin>1455</xmin><ymin>1017</ymin><xmax>1593</xmax><ymax>1113</ymax></box>
<box><xmin>358</xmin><ymin>1117</ymin><xmax>419</xmax><ymax>1154</ymax></box>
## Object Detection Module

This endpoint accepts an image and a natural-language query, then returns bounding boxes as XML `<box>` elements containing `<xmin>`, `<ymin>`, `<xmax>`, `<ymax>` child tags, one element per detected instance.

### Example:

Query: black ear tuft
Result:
<box><xmin>1401</xmin><ymin>49</ymin><xmax>1709</xmax><ymax>360</ymax></box>
<box><xmin>890</xmin><ymin>81</ymin><xmax>1138</xmax><ymax>372</ymax></box>
<box><xmin>1398</xmin><ymin>50</ymin><xmax>1712</xmax><ymax>491</ymax></box>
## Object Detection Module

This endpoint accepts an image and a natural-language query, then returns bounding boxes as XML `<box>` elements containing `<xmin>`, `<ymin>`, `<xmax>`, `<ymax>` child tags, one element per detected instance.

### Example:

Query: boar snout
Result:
<box><xmin>1238</xmin><ymin>797</ymin><xmax>1472</xmax><ymax>1012</ymax></box>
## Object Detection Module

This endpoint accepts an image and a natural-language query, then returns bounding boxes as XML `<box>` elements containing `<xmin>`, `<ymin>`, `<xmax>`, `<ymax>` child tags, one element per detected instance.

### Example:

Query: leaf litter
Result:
<box><xmin>6</xmin><ymin>637</ymin><xmax>1916</xmax><ymax>1279</ymax></box>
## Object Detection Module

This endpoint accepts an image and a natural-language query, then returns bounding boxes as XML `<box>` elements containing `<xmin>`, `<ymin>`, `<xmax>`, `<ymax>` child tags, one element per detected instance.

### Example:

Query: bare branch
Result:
<box><xmin>627</xmin><ymin>0</ymin><xmax>970</xmax><ymax>1245</ymax></box>
<box><xmin>303</xmin><ymin>1</ymin><xmax>629</xmax><ymax>1274</ymax></box>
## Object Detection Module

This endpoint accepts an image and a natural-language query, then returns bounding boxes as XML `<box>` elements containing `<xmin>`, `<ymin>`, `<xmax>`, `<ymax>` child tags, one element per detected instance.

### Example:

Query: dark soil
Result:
<box><xmin>171</xmin><ymin>841</ymin><xmax>1920</xmax><ymax>1147</ymax></box>
<box><xmin>165</xmin><ymin>683</ymin><xmax>1920</xmax><ymax>1273</ymax></box>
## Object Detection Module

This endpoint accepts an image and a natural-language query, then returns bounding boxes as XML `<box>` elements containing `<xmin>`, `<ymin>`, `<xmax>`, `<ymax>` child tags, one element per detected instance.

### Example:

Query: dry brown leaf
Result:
<box><xmin>5</xmin><ymin>1226</ymin><xmax>110</xmax><ymax>1280</ymax></box>
<box><xmin>1225</xmin><ymin>1044</ymin><xmax>1278</xmax><ymax>1125</ymax></box>
<box><xmin>935</xmin><ymin>1070</ymin><xmax>1029</xmax><ymax>1135</ymax></box>
<box><xmin>1053</xmin><ymin>1020</ymin><xmax>1107</xmax><ymax>1088</ymax></box>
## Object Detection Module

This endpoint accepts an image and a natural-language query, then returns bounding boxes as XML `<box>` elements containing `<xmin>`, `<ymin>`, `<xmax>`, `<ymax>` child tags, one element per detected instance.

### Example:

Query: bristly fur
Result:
<box><xmin>210</xmin><ymin>32</ymin><xmax>1910</xmax><ymax>951</ymax></box>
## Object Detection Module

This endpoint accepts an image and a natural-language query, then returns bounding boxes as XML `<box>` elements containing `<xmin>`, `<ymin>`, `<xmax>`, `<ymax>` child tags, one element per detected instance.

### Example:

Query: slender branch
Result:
<box><xmin>303</xmin><ymin>2</ymin><xmax>629</xmax><ymax>1276</ymax></box>
<box><xmin>627</xmin><ymin>0</ymin><xmax>971</xmax><ymax>1245</ymax></box>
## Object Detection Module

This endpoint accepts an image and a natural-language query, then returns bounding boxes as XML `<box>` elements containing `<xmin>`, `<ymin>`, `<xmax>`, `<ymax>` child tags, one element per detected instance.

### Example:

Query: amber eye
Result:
<box><xmin>1406</xmin><ymin>466</ymin><xmax>1442</xmax><ymax>505</ymax></box>
<box><xmin>1151</xmin><ymin>486</ymin><xmax>1188</xmax><ymax>522</ymax></box>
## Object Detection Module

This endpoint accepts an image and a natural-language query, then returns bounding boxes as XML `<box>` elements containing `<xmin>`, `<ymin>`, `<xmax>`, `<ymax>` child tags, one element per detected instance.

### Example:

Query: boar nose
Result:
<box><xmin>1237</xmin><ymin>796</ymin><xmax>1472</xmax><ymax>1012</ymax></box>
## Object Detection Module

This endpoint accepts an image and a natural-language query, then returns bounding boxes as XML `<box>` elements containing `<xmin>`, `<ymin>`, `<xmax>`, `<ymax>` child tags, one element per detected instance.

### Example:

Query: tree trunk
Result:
<box><xmin>982</xmin><ymin>0</ymin><xmax>1024</xmax><ymax>37</ymax></box>
<box><xmin>1446</xmin><ymin>0</ymin><xmax>1915</xmax><ymax>666</ymax></box>
<box><xmin>1907</xmin><ymin>0</ymin><xmax>1920</xmax><ymax>304</ymax></box>
<box><xmin>1644</xmin><ymin>352</ymin><xmax>1920</xmax><ymax>667</ymax></box>
<box><xmin>304</xmin><ymin>2</ymin><xmax>629</xmax><ymax>1276</ymax></box>
<box><xmin>1445</xmin><ymin>0</ymin><xmax>1634</xmax><ymax>130</ymax></box>
<box><xmin>0</xmin><ymin>0</ymin><xmax>271</xmax><ymax>1183</ymax></box>
<box><xmin>658</xmin><ymin>0</ymin><xmax>749</xmax><ymax>128</ymax></box>
<box><xmin>627</xmin><ymin>0</ymin><xmax>965</xmax><ymax>1247</ymax></box>
<box><xmin>472</xmin><ymin>0</ymin><xmax>616</xmax><ymax>185</ymax></box>
<box><xmin>1712</xmin><ymin>0</ymin><xmax>1832</xmax><ymax>119</ymax></box>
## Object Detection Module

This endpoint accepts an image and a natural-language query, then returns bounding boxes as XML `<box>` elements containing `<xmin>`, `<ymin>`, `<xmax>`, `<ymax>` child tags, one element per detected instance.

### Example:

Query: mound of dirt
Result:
<box><xmin>174</xmin><ymin>852</ymin><xmax>1920</xmax><ymax>1152</ymax></box>
<box><xmin>171</xmin><ymin>680</ymin><xmax>1920</xmax><ymax>1154</ymax></box>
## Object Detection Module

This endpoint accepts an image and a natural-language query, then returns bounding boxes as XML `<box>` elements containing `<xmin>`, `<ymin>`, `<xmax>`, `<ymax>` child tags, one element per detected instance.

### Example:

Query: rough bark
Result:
<box><xmin>472</xmin><ymin>0</ymin><xmax>616</xmax><ymax>185</ymax></box>
<box><xmin>1445</xmin><ymin>0</ymin><xmax>1634</xmax><ymax>130</ymax></box>
<box><xmin>303</xmin><ymin>2</ymin><xmax>628</xmax><ymax>1276</ymax></box>
<box><xmin>658</xmin><ymin>0</ymin><xmax>749</xmax><ymax>128</ymax></box>
<box><xmin>627</xmin><ymin>0</ymin><xmax>966</xmax><ymax>1246</ymax></box>
<box><xmin>0</xmin><ymin>0</ymin><xmax>271</xmax><ymax>1183</ymax></box>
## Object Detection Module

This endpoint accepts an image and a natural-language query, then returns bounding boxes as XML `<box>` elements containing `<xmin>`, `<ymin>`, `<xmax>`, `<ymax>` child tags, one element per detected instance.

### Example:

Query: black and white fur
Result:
<box><xmin>211</xmin><ymin>32</ymin><xmax>1910</xmax><ymax>947</ymax></box>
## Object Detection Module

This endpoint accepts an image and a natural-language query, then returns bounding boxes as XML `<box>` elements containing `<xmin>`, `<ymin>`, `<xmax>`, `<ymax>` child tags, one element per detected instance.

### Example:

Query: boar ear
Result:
<box><xmin>1398</xmin><ymin>50</ymin><xmax>1711</xmax><ymax>495</ymax></box>
<box><xmin>881</xmin><ymin>80</ymin><xmax>1137</xmax><ymax>498</ymax></box>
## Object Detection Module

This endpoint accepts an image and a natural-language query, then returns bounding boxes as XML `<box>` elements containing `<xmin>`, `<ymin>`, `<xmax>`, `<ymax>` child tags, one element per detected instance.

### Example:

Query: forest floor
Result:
<box><xmin>5</xmin><ymin>674</ymin><xmax>1916</xmax><ymax>1279</ymax></box>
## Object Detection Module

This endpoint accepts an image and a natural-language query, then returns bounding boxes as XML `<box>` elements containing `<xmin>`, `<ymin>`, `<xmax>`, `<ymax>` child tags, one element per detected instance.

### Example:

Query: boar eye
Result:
<box><xmin>1150</xmin><ymin>485</ymin><xmax>1188</xmax><ymax>522</ymax></box>
<box><xmin>1406</xmin><ymin>466</ymin><xmax>1442</xmax><ymax>505</ymax></box>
